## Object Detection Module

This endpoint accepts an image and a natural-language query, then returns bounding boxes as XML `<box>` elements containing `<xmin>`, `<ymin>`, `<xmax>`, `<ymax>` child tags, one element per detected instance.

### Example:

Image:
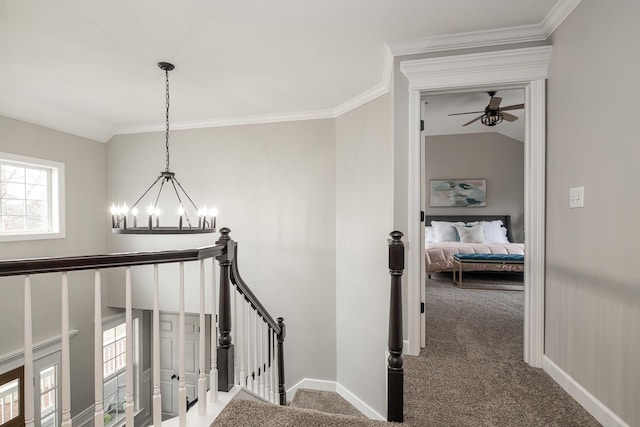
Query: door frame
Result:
<box><xmin>400</xmin><ymin>46</ymin><xmax>552</xmax><ymax>367</ymax></box>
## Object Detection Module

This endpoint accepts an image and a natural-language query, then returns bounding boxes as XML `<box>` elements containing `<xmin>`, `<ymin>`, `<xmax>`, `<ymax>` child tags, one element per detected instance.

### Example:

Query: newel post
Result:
<box><xmin>277</xmin><ymin>317</ymin><xmax>287</xmax><ymax>405</ymax></box>
<box><xmin>387</xmin><ymin>231</ymin><xmax>404</xmax><ymax>423</ymax></box>
<box><xmin>216</xmin><ymin>227</ymin><xmax>235</xmax><ymax>391</ymax></box>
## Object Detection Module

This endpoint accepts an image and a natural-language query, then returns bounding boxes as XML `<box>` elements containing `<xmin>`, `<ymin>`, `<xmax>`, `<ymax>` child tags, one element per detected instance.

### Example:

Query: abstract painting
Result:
<box><xmin>430</xmin><ymin>179</ymin><xmax>487</xmax><ymax>207</ymax></box>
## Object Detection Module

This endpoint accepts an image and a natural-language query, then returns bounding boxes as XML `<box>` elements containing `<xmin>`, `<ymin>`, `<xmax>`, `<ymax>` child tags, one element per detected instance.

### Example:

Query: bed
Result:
<box><xmin>425</xmin><ymin>215</ymin><xmax>524</xmax><ymax>275</ymax></box>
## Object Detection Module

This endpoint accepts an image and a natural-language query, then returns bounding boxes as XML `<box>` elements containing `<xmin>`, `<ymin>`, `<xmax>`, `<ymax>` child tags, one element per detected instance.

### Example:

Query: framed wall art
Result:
<box><xmin>429</xmin><ymin>179</ymin><xmax>487</xmax><ymax>207</ymax></box>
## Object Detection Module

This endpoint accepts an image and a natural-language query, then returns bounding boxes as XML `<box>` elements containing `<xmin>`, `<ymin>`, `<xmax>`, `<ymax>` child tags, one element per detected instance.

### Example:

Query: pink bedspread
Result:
<box><xmin>426</xmin><ymin>242</ymin><xmax>525</xmax><ymax>274</ymax></box>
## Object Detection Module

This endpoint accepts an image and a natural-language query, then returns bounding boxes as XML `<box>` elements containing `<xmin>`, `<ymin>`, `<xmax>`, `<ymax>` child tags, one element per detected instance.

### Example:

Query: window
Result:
<box><xmin>38</xmin><ymin>365</ymin><xmax>57</xmax><ymax>427</ymax></box>
<box><xmin>0</xmin><ymin>367</ymin><xmax>24</xmax><ymax>427</ymax></box>
<box><xmin>103</xmin><ymin>319</ymin><xmax>139</xmax><ymax>427</ymax></box>
<box><xmin>0</xmin><ymin>152</ymin><xmax>65</xmax><ymax>242</ymax></box>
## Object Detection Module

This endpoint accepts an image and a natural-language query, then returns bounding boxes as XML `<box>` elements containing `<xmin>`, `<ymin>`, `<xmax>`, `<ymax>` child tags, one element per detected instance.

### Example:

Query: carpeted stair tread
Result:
<box><xmin>212</xmin><ymin>399</ymin><xmax>394</xmax><ymax>427</ymax></box>
<box><xmin>290</xmin><ymin>388</ymin><xmax>367</xmax><ymax>418</ymax></box>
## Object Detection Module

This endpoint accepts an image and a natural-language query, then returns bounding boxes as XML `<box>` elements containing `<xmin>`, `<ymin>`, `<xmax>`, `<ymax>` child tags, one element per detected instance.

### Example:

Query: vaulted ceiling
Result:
<box><xmin>0</xmin><ymin>0</ymin><xmax>577</xmax><ymax>142</ymax></box>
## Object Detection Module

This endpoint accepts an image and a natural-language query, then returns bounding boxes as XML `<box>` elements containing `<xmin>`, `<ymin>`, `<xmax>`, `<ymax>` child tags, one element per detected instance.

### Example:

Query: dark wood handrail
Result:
<box><xmin>229</xmin><ymin>242</ymin><xmax>282</xmax><ymax>335</ymax></box>
<box><xmin>0</xmin><ymin>245</ymin><xmax>225</xmax><ymax>277</ymax></box>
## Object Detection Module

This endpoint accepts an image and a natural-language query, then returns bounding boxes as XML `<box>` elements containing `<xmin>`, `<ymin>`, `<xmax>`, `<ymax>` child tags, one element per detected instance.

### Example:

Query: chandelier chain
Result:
<box><xmin>165</xmin><ymin>68</ymin><xmax>170</xmax><ymax>172</ymax></box>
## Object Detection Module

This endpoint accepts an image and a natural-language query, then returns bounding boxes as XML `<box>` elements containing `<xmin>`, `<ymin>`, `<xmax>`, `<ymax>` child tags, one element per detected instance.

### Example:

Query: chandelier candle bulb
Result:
<box><xmin>178</xmin><ymin>205</ymin><xmax>184</xmax><ymax>230</ymax></box>
<box><xmin>147</xmin><ymin>205</ymin><xmax>154</xmax><ymax>230</ymax></box>
<box><xmin>131</xmin><ymin>207</ymin><xmax>138</xmax><ymax>228</ymax></box>
<box><xmin>155</xmin><ymin>208</ymin><xmax>160</xmax><ymax>228</ymax></box>
<box><xmin>110</xmin><ymin>204</ymin><xmax>117</xmax><ymax>228</ymax></box>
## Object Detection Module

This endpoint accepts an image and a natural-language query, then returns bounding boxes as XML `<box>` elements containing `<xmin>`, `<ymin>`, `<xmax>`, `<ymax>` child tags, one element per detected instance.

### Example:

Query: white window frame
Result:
<box><xmin>34</xmin><ymin>352</ymin><xmax>61</xmax><ymax>427</ymax></box>
<box><xmin>0</xmin><ymin>152</ymin><xmax>65</xmax><ymax>242</ymax></box>
<box><xmin>102</xmin><ymin>313</ymin><xmax>142</xmax><ymax>427</ymax></box>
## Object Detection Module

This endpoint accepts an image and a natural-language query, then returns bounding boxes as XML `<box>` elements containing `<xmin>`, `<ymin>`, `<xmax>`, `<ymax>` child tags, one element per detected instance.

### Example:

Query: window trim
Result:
<box><xmin>0</xmin><ymin>366</ymin><xmax>25</xmax><ymax>427</ymax></box>
<box><xmin>0</xmin><ymin>152</ymin><xmax>65</xmax><ymax>242</ymax></box>
<box><xmin>102</xmin><ymin>313</ymin><xmax>143</xmax><ymax>427</ymax></box>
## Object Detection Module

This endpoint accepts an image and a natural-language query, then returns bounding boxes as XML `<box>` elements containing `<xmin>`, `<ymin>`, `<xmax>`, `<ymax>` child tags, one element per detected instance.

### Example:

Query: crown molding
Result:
<box><xmin>387</xmin><ymin>24</ymin><xmax>546</xmax><ymax>57</ymax></box>
<box><xmin>541</xmin><ymin>0</ymin><xmax>582</xmax><ymax>37</ymax></box>
<box><xmin>387</xmin><ymin>0</ymin><xmax>581</xmax><ymax>57</ymax></box>
<box><xmin>0</xmin><ymin>89</ymin><xmax>114</xmax><ymax>143</ymax></box>
<box><xmin>114</xmin><ymin>109</ymin><xmax>335</xmax><ymax>135</ymax></box>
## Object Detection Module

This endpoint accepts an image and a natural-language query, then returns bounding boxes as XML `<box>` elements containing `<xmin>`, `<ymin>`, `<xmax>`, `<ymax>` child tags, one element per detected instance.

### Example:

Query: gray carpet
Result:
<box><xmin>290</xmin><ymin>388</ymin><xmax>367</xmax><ymax>418</ymax></box>
<box><xmin>403</xmin><ymin>280</ymin><xmax>601</xmax><ymax>426</ymax></box>
<box><xmin>212</xmin><ymin>399</ymin><xmax>394</xmax><ymax>427</ymax></box>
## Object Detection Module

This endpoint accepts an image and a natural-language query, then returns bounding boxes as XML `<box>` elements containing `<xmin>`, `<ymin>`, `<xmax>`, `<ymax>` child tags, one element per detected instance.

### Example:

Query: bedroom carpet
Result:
<box><xmin>402</xmin><ymin>280</ymin><xmax>600</xmax><ymax>426</ymax></box>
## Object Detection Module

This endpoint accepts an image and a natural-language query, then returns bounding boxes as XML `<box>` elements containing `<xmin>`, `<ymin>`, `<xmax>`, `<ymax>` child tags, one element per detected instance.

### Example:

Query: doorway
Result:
<box><xmin>159</xmin><ymin>313</ymin><xmax>209</xmax><ymax>420</ymax></box>
<box><xmin>400</xmin><ymin>46</ymin><xmax>552</xmax><ymax>367</ymax></box>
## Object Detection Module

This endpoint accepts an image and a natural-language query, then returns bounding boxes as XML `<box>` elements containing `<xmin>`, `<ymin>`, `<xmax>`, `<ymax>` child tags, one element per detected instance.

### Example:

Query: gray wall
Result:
<box><xmin>425</xmin><ymin>133</ymin><xmax>524</xmax><ymax>242</ymax></box>
<box><xmin>546</xmin><ymin>1</ymin><xmax>640</xmax><ymax>425</ymax></box>
<box><xmin>106</xmin><ymin>119</ymin><xmax>337</xmax><ymax>389</ymax></box>
<box><xmin>335</xmin><ymin>93</ymin><xmax>393</xmax><ymax>416</ymax></box>
<box><xmin>0</xmin><ymin>115</ymin><xmax>107</xmax><ymax>417</ymax></box>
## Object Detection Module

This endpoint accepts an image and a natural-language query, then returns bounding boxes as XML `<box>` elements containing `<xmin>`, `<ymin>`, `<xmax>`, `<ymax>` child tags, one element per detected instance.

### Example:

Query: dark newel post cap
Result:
<box><xmin>216</xmin><ymin>227</ymin><xmax>231</xmax><ymax>245</ymax></box>
<box><xmin>277</xmin><ymin>317</ymin><xmax>286</xmax><ymax>339</ymax></box>
<box><xmin>390</xmin><ymin>230</ymin><xmax>404</xmax><ymax>241</ymax></box>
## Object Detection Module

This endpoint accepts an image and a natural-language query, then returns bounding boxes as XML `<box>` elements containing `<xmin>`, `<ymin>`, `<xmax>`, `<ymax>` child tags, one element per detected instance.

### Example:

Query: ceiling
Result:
<box><xmin>0</xmin><ymin>0</ymin><xmax>576</xmax><ymax>142</ymax></box>
<box><xmin>424</xmin><ymin>89</ymin><xmax>525</xmax><ymax>142</ymax></box>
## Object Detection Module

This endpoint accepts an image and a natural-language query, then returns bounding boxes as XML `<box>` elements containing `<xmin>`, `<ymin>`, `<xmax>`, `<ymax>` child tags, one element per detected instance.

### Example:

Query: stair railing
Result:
<box><xmin>387</xmin><ymin>231</ymin><xmax>405</xmax><ymax>422</ymax></box>
<box><xmin>216</xmin><ymin>228</ymin><xmax>286</xmax><ymax>405</ymax></box>
<box><xmin>0</xmin><ymin>226</ymin><xmax>286</xmax><ymax>427</ymax></box>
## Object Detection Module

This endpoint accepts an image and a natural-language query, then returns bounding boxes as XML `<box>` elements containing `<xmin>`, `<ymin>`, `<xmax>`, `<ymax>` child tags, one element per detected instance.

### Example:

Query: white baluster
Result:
<box><xmin>24</xmin><ymin>276</ymin><xmax>34</xmax><ymax>427</ymax></box>
<box><xmin>178</xmin><ymin>263</ymin><xmax>187</xmax><ymax>426</ymax></box>
<box><xmin>94</xmin><ymin>271</ymin><xmax>104</xmax><ymax>427</ymax></box>
<box><xmin>61</xmin><ymin>272</ymin><xmax>72</xmax><ymax>426</ymax></box>
<box><xmin>265</xmin><ymin>323</ymin><xmax>273</xmax><ymax>401</ymax></box>
<box><xmin>247</xmin><ymin>303</ymin><xmax>255</xmax><ymax>391</ymax></box>
<box><xmin>253</xmin><ymin>310</ymin><xmax>259</xmax><ymax>392</ymax></box>
<box><xmin>210</xmin><ymin>258</ymin><xmax>218</xmax><ymax>403</ymax></box>
<box><xmin>259</xmin><ymin>319</ymin><xmax>265</xmax><ymax>398</ymax></box>
<box><xmin>272</xmin><ymin>329</ymin><xmax>277</xmax><ymax>404</ymax></box>
<box><xmin>153</xmin><ymin>264</ymin><xmax>162</xmax><ymax>425</ymax></box>
<box><xmin>125</xmin><ymin>268</ymin><xmax>134</xmax><ymax>426</ymax></box>
<box><xmin>198</xmin><ymin>260</ymin><xmax>207</xmax><ymax>415</ymax></box>
<box><xmin>239</xmin><ymin>296</ymin><xmax>246</xmax><ymax>387</ymax></box>
<box><xmin>233</xmin><ymin>287</ymin><xmax>239</xmax><ymax>385</ymax></box>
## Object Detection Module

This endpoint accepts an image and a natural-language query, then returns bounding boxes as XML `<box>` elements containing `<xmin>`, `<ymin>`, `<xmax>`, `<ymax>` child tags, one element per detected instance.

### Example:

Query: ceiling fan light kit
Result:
<box><xmin>450</xmin><ymin>90</ymin><xmax>524</xmax><ymax>127</ymax></box>
<box><xmin>110</xmin><ymin>62</ymin><xmax>217</xmax><ymax>235</ymax></box>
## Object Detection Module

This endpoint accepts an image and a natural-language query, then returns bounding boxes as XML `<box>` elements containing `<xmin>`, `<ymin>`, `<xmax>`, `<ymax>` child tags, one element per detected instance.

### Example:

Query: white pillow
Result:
<box><xmin>454</xmin><ymin>224</ymin><xmax>485</xmax><ymax>243</ymax></box>
<box><xmin>425</xmin><ymin>226</ymin><xmax>435</xmax><ymax>243</ymax></box>
<box><xmin>482</xmin><ymin>220</ymin><xmax>509</xmax><ymax>243</ymax></box>
<box><xmin>431</xmin><ymin>221</ymin><xmax>464</xmax><ymax>242</ymax></box>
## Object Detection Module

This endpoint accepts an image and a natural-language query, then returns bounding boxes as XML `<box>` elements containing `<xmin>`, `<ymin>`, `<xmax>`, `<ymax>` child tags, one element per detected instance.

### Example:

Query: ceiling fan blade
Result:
<box><xmin>462</xmin><ymin>115</ymin><xmax>483</xmax><ymax>126</ymax></box>
<box><xmin>448</xmin><ymin>111</ymin><xmax>486</xmax><ymax>116</ymax></box>
<box><xmin>502</xmin><ymin>112</ymin><xmax>519</xmax><ymax>122</ymax></box>
<box><xmin>488</xmin><ymin>96</ymin><xmax>502</xmax><ymax>110</ymax></box>
<box><xmin>500</xmin><ymin>103</ymin><xmax>525</xmax><ymax>112</ymax></box>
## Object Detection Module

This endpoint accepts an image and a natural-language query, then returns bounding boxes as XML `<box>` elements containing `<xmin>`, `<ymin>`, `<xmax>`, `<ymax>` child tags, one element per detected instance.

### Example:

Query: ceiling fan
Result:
<box><xmin>448</xmin><ymin>91</ymin><xmax>524</xmax><ymax>127</ymax></box>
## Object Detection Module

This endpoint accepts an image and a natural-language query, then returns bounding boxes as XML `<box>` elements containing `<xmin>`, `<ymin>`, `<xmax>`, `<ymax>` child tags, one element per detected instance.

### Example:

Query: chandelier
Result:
<box><xmin>110</xmin><ymin>62</ymin><xmax>217</xmax><ymax>235</ymax></box>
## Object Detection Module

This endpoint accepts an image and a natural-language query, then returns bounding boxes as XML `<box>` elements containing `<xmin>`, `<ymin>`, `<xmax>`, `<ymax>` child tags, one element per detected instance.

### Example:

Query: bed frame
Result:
<box><xmin>425</xmin><ymin>214</ymin><xmax>514</xmax><ymax>243</ymax></box>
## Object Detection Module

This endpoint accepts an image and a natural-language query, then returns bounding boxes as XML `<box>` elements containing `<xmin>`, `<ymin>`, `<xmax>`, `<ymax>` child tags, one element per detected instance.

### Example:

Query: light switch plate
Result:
<box><xmin>570</xmin><ymin>186</ymin><xmax>584</xmax><ymax>208</ymax></box>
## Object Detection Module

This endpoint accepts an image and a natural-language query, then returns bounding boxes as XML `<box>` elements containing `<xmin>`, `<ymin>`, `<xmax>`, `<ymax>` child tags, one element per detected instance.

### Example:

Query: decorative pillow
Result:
<box><xmin>482</xmin><ymin>220</ymin><xmax>509</xmax><ymax>243</ymax></box>
<box><xmin>431</xmin><ymin>221</ymin><xmax>464</xmax><ymax>242</ymax></box>
<box><xmin>425</xmin><ymin>226</ymin><xmax>435</xmax><ymax>243</ymax></box>
<box><xmin>454</xmin><ymin>224</ymin><xmax>485</xmax><ymax>243</ymax></box>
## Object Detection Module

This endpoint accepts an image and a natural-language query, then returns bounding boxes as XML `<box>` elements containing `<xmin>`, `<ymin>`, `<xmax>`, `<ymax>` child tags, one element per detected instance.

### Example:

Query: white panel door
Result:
<box><xmin>159</xmin><ymin>313</ymin><xmax>203</xmax><ymax>420</ymax></box>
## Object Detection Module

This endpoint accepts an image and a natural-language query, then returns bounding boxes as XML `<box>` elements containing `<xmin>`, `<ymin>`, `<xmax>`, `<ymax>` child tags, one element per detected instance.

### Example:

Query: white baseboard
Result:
<box><xmin>543</xmin><ymin>356</ymin><xmax>629</xmax><ymax>427</ymax></box>
<box><xmin>287</xmin><ymin>378</ymin><xmax>385</xmax><ymax>421</ymax></box>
